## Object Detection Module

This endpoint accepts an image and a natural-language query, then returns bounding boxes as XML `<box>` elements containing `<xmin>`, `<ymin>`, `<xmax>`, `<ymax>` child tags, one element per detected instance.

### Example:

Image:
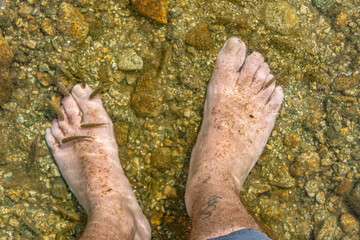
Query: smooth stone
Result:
<box><xmin>264</xmin><ymin>1</ymin><xmax>299</xmax><ymax>35</ymax></box>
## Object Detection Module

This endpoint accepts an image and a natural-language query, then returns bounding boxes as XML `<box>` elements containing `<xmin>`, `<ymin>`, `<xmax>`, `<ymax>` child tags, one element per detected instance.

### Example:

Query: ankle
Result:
<box><xmin>83</xmin><ymin>204</ymin><xmax>136</xmax><ymax>239</ymax></box>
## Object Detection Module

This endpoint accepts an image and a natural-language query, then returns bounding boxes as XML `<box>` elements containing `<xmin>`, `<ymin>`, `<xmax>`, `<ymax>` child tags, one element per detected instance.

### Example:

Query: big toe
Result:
<box><xmin>71</xmin><ymin>84</ymin><xmax>111</xmax><ymax>123</ymax></box>
<box><xmin>209</xmin><ymin>37</ymin><xmax>246</xmax><ymax>93</ymax></box>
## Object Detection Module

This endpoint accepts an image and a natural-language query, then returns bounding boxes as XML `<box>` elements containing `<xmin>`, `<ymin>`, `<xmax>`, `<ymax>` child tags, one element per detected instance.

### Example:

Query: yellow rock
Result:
<box><xmin>132</xmin><ymin>0</ymin><xmax>168</xmax><ymax>23</ymax></box>
<box><xmin>150</xmin><ymin>212</ymin><xmax>163</xmax><ymax>226</ymax></box>
<box><xmin>58</xmin><ymin>2</ymin><xmax>89</xmax><ymax>44</ymax></box>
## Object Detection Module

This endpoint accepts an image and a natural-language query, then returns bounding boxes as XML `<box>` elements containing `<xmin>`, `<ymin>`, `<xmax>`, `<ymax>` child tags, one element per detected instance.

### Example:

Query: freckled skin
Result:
<box><xmin>185</xmin><ymin>37</ymin><xmax>283</xmax><ymax>240</ymax></box>
<box><xmin>45</xmin><ymin>84</ymin><xmax>151</xmax><ymax>240</ymax></box>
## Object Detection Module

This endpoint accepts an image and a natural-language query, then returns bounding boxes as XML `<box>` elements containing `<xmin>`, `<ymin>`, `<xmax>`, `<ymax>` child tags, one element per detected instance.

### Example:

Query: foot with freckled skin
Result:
<box><xmin>45</xmin><ymin>84</ymin><xmax>151</xmax><ymax>240</ymax></box>
<box><xmin>185</xmin><ymin>37</ymin><xmax>283</xmax><ymax>240</ymax></box>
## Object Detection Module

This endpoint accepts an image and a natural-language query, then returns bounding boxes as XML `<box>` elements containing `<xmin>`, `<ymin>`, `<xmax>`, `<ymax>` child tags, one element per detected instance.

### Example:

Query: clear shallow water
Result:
<box><xmin>0</xmin><ymin>0</ymin><xmax>359</xmax><ymax>239</ymax></box>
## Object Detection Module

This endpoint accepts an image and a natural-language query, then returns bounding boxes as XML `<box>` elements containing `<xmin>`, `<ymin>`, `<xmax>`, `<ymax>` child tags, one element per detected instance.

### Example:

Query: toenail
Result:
<box><xmin>225</xmin><ymin>38</ymin><xmax>241</xmax><ymax>52</ymax></box>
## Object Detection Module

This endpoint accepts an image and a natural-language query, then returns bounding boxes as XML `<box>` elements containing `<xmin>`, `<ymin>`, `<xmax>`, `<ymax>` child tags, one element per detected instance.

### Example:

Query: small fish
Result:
<box><xmin>47</xmin><ymin>99</ymin><xmax>64</xmax><ymax>121</ymax></box>
<box><xmin>80</xmin><ymin>123</ymin><xmax>108</xmax><ymax>128</ymax></box>
<box><xmin>52</xmin><ymin>204</ymin><xmax>81</xmax><ymax>221</ymax></box>
<box><xmin>14</xmin><ymin>213</ymin><xmax>40</xmax><ymax>235</ymax></box>
<box><xmin>61</xmin><ymin>135</ymin><xmax>93</xmax><ymax>144</ymax></box>
<box><xmin>28</xmin><ymin>133</ymin><xmax>40</xmax><ymax>165</ymax></box>
<box><xmin>56</xmin><ymin>62</ymin><xmax>75</xmax><ymax>81</ymax></box>
<box><xmin>55</xmin><ymin>70</ymin><xmax>70</xmax><ymax>96</ymax></box>
<box><xmin>89</xmin><ymin>83</ymin><xmax>112</xmax><ymax>99</ymax></box>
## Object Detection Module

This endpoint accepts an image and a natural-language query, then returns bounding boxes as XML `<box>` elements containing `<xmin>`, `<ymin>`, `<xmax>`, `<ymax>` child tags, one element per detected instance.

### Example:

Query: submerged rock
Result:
<box><xmin>264</xmin><ymin>1</ymin><xmax>298</xmax><ymax>35</ymax></box>
<box><xmin>314</xmin><ymin>215</ymin><xmax>337</xmax><ymax>240</ymax></box>
<box><xmin>332</xmin><ymin>75</ymin><xmax>359</xmax><ymax>91</ymax></box>
<box><xmin>131</xmin><ymin>72</ymin><xmax>162</xmax><ymax>117</ymax></box>
<box><xmin>0</xmin><ymin>29</ymin><xmax>14</xmax><ymax>106</ymax></box>
<box><xmin>58</xmin><ymin>2</ymin><xmax>89</xmax><ymax>44</ymax></box>
<box><xmin>132</xmin><ymin>0</ymin><xmax>168</xmax><ymax>23</ymax></box>
<box><xmin>347</xmin><ymin>181</ymin><xmax>360</xmax><ymax>215</ymax></box>
<box><xmin>117</xmin><ymin>49</ymin><xmax>143</xmax><ymax>71</ymax></box>
<box><xmin>185</xmin><ymin>23</ymin><xmax>211</xmax><ymax>50</ymax></box>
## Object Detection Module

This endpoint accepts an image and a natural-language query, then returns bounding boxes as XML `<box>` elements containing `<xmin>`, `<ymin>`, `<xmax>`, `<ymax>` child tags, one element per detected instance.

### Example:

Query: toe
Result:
<box><xmin>50</xmin><ymin>120</ymin><xmax>65</xmax><ymax>142</ymax></box>
<box><xmin>238</xmin><ymin>51</ymin><xmax>264</xmax><ymax>88</ymax></box>
<box><xmin>208</xmin><ymin>37</ymin><xmax>246</xmax><ymax>94</ymax></box>
<box><xmin>62</xmin><ymin>94</ymin><xmax>82</xmax><ymax>125</ymax></box>
<box><xmin>257</xmin><ymin>82</ymin><xmax>276</xmax><ymax>104</ymax></box>
<box><xmin>57</xmin><ymin>108</ymin><xmax>70</xmax><ymax>133</ymax></box>
<box><xmin>264</xmin><ymin>73</ymin><xmax>274</xmax><ymax>86</ymax></box>
<box><xmin>45</xmin><ymin>128</ymin><xmax>60</xmax><ymax>152</ymax></box>
<box><xmin>71</xmin><ymin>84</ymin><xmax>112</xmax><ymax>123</ymax></box>
<box><xmin>266</xmin><ymin>86</ymin><xmax>284</xmax><ymax>113</ymax></box>
<box><xmin>251</xmin><ymin>62</ymin><xmax>270</xmax><ymax>92</ymax></box>
<box><xmin>215</xmin><ymin>37</ymin><xmax>247</xmax><ymax>71</ymax></box>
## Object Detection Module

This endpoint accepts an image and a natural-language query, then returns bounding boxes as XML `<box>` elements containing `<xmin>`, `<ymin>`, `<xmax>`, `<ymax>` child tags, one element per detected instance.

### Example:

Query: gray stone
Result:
<box><xmin>117</xmin><ymin>49</ymin><xmax>143</xmax><ymax>71</ymax></box>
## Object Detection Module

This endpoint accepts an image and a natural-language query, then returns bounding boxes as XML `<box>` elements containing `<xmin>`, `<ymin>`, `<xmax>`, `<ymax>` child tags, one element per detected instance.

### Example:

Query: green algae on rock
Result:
<box><xmin>263</xmin><ymin>1</ymin><xmax>299</xmax><ymax>35</ymax></box>
<box><xmin>312</xmin><ymin>0</ymin><xmax>334</xmax><ymax>13</ymax></box>
<box><xmin>58</xmin><ymin>2</ymin><xmax>89</xmax><ymax>44</ymax></box>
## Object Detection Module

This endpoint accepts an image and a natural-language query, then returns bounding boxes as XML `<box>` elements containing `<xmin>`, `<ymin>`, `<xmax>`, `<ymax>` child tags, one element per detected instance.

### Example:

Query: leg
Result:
<box><xmin>45</xmin><ymin>84</ymin><xmax>151</xmax><ymax>239</ymax></box>
<box><xmin>185</xmin><ymin>37</ymin><xmax>283</xmax><ymax>240</ymax></box>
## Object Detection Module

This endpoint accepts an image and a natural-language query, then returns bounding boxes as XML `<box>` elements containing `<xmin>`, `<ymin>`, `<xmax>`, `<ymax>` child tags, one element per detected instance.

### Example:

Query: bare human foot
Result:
<box><xmin>45</xmin><ymin>84</ymin><xmax>151</xmax><ymax>240</ymax></box>
<box><xmin>185</xmin><ymin>37</ymin><xmax>283</xmax><ymax>240</ymax></box>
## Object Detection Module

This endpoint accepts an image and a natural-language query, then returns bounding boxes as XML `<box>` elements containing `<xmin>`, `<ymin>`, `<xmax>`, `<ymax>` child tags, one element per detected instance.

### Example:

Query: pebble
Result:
<box><xmin>347</xmin><ymin>181</ymin><xmax>360</xmax><ymax>215</ymax></box>
<box><xmin>331</xmin><ymin>76</ymin><xmax>359</xmax><ymax>91</ymax></box>
<box><xmin>0</xmin><ymin>29</ymin><xmax>14</xmax><ymax>106</ymax></box>
<box><xmin>131</xmin><ymin>72</ymin><xmax>162</xmax><ymax>117</ymax></box>
<box><xmin>58</xmin><ymin>2</ymin><xmax>89</xmax><ymax>44</ymax></box>
<box><xmin>185</xmin><ymin>23</ymin><xmax>211</xmax><ymax>50</ymax></box>
<box><xmin>305</xmin><ymin>179</ymin><xmax>322</xmax><ymax>197</ymax></box>
<box><xmin>334</xmin><ymin>180</ymin><xmax>353</xmax><ymax>195</ymax></box>
<box><xmin>150</xmin><ymin>211</ymin><xmax>163</xmax><ymax>226</ymax></box>
<box><xmin>339</xmin><ymin>213</ymin><xmax>359</xmax><ymax>234</ymax></box>
<box><xmin>132</xmin><ymin>0</ymin><xmax>168</xmax><ymax>23</ymax></box>
<box><xmin>18</xmin><ymin>4</ymin><xmax>33</xmax><ymax>17</ymax></box>
<box><xmin>117</xmin><ymin>49</ymin><xmax>143</xmax><ymax>71</ymax></box>
<box><xmin>0</xmin><ymin>29</ymin><xmax>13</xmax><ymax>71</ymax></box>
<box><xmin>125</xmin><ymin>73</ymin><xmax>137</xmax><ymax>85</ymax></box>
<box><xmin>150</xmin><ymin>147</ymin><xmax>172</xmax><ymax>170</ymax></box>
<box><xmin>290</xmin><ymin>152</ymin><xmax>321</xmax><ymax>177</ymax></box>
<box><xmin>41</xmin><ymin>18</ymin><xmax>56</xmax><ymax>36</ymax></box>
<box><xmin>314</xmin><ymin>215</ymin><xmax>337</xmax><ymax>240</ymax></box>
<box><xmin>264</xmin><ymin>1</ymin><xmax>299</xmax><ymax>35</ymax></box>
<box><xmin>24</xmin><ymin>39</ymin><xmax>37</xmax><ymax>49</ymax></box>
<box><xmin>268</xmin><ymin>165</ymin><xmax>296</xmax><ymax>189</ymax></box>
<box><xmin>164</xmin><ymin>185</ymin><xmax>177</xmax><ymax>199</ymax></box>
<box><xmin>50</xmin><ymin>179</ymin><xmax>68</xmax><ymax>199</ymax></box>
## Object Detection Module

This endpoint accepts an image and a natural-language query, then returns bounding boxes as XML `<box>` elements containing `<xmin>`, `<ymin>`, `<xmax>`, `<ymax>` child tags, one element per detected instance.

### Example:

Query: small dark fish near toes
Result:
<box><xmin>55</xmin><ymin>74</ymin><xmax>70</xmax><ymax>96</ymax></box>
<box><xmin>89</xmin><ymin>83</ymin><xmax>112</xmax><ymax>99</ymax></box>
<box><xmin>80</xmin><ymin>123</ymin><xmax>108</xmax><ymax>128</ymax></box>
<box><xmin>28</xmin><ymin>133</ymin><xmax>40</xmax><ymax>165</ymax></box>
<box><xmin>47</xmin><ymin>99</ymin><xmax>64</xmax><ymax>121</ymax></box>
<box><xmin>56</xmin><ymin>62</ymin><xmax>75</xmax><ymax>81</ymax></box>
<box><xmin>61</xmin><ymin>135</ymin><xmax>93</xmax><ymax>144</ymax></box>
